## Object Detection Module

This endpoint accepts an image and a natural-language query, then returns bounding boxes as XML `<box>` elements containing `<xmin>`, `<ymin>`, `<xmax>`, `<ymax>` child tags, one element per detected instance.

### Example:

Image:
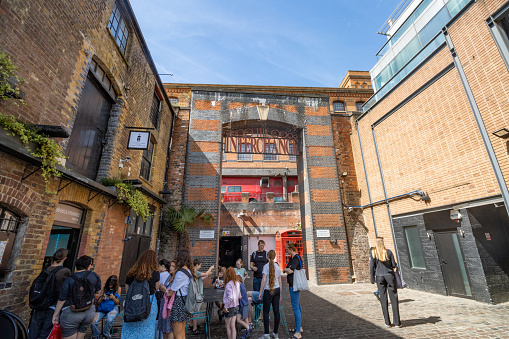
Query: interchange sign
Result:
<box><xmin>223</xmin><ymin>128</ymin><xmax>299</xmax><ymax>156</ymax></box>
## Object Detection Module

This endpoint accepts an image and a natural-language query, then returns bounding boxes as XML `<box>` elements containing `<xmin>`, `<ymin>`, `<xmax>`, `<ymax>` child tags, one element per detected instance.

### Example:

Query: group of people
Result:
<box><xmin>27</xmin><ymin>236</ymin><xmax>402</xmax><ymax>339</ymax></box>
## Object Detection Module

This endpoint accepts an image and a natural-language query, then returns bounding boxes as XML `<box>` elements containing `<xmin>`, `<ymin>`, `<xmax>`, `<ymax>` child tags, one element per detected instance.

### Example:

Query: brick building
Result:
<box><xmin>0</xmin><ymin>0</ymin><xmax>174</xmax><ymax>321</ymax></box>
<box><xmin>356</xmin><ymin>0</ymin><xmax>509</xmax><ymax>303</ymax></box>
<box><xmin>163</xmin><ymin>73</ymin><xmax>373</xmax><ymax>285</ymax></box>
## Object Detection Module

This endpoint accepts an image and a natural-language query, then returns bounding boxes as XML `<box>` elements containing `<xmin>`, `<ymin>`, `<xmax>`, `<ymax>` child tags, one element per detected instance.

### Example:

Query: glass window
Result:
<box><xmin>221</xmin><ymin>186</ymin><xmax>226</xmax><ymax>193</ymax></box>
<box><xmin>264</xmin><ymin>142</ymin><xmax>278</xmax><ymax>161</ymax></box>
<box><xmin>228</xmin><ymin>186</ymin><xmax>241</xmax><ymax>193</ymax></box>
<box><xmin>394</xmin><ymin>36</ymin><xmax>421</xmax><ymax>70</ymax></box>
<box><xmin>487</xmin><ymin>5</ymin><xmax>509</xmax><ymax>71</ymax></box>
<box><xmin>134</xmin><ymin>205</ymin><xmax>155</xmax><ymax>236</ymax></box>
<box><xmin>404</xmin><ymin>226</ymin><xmax>426</xmax><ymax>269</ymax></box>
<box><xmin>417</xmin><ymin>7</ymin><xmax>451</xmax><ymax>47</ymax></box>
<box><xmin>0</xmin><ymin>208</ymin><xmax>21</xmax><ymax>233</ymax></box>
<box><xmin>237</xmin><ymin>143</ymin><xmax>252</xmax><ymax>161</ymax></box>
<box><xmin>140</xmin><ymin>140</ymin><xmax>154</xmax><ymax>181</ymax></box>
<box><xmin>149</xmin><ymin>93</ymin><xmax>161</xmax><ymax>128</ymax></box>
<box><xmin>108</xmin><ymin>4</ymin><xmax>129</xmax><ymax>54</ymax></box>
<box><xmin>446</xmin><ymin>0</ymin><xmax>470</xmax><ymax>17</ymax></box>
<box><xmin>333</xmin><ymin>101</ymin><xmax>345</xmax><ymax>112</ymax></box>
<box><xmin>289</xmin><ymin>142</ymin><xmax>297</xmax><ymax>161</ymax></box>
<box><xmin>169</xmin><ymin>97</ymin><xmax>178</xmax><ymax>105</ymax></box>
<box><xmin>355</xmin><ymin>102</ymin><xmax>364</xmax><ymax>112</ymax></box>
<box><xmin>274</xmin><ymin>180</ymin><xmax>281</xmax><ymax>186</ymax></box>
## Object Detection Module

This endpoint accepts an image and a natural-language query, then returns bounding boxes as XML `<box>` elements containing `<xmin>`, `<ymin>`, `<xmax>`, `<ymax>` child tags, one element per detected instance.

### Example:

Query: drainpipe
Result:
<box><xmin>371</xmin><ymin>126</ymin><xmax>400</xmax><ymax>265</ymax></box>
<box><xmin>355</xmin><ymin>119</ymin><xmax>378</xmax><ymax>237</ymax></box>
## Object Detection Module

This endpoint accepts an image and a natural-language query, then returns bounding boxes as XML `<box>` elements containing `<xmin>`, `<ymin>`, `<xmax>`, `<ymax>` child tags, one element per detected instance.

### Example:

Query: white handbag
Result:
<box><xmin>292</xmin><ymin>255</ymin><xmax>309</xmax><ymax>291</ymax></box>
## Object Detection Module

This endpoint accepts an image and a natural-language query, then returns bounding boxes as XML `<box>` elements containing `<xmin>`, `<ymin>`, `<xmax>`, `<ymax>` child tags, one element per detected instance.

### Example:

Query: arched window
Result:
<box><xmin>0</xmin><ymin>207</ymin><xmax>22</xmax><ymax>279</ymax></box>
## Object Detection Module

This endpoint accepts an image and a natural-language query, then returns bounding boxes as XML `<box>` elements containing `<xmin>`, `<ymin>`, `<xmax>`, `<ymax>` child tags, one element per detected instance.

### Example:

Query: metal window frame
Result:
<box><xmin>486</xmin><ymin>2</ymin><xmax>509</xmax><ymax>70</ymax></box>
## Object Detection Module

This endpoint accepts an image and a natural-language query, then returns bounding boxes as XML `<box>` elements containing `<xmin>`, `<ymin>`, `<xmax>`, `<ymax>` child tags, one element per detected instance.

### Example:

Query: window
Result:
<box><xmin>237</xmin><ymin>143</ymin><xmax>252</xmax><ymax>161</ymax></box>
<box><xmin>333</xmin><ymin>101</ymin><xmax>345</xmax><ymax>112</ymax></box>
<box><xmin>149</xmin><ymin>93</ymin><xmax>161</xmax><ymax>128</ymax></box>
<box><xmin>0</xmin><ymin>207</ymin><xmax>22</xmax><ymax>279</ymax></box>
<box><xmin>355</xmin><ymin>102</ymin><xmax>364</xmax><ymax>112</ymax></box>
<box><xmin>108</xmin><ymin>4</ymin><xmax>129</xmax><ymax>54</ymax></box>
<box><xmin>289</xmin><ymin>143</ymin><xmax>296</xmax><ymax>161</ymax></box>
<box><xmin>140</xmin><ymin>140</ymin><xmax>154</xmax><ymax>181</ymax></box>
<box><xmin>133</xmin><ymin>205</ymin><xmax>156</xmax><ymax>236</ymax></box>
<box><xmin>487</xmin><ymin>4</ymin><xmax>509</xmax><ymax>70</ymax></box>
<box><xmin>222</xmin><ymin>143</ymin><xmax>226</xmax><ymax>161</ymax></box>
<box><xmin>169</xmin><ymin>97</ymin><xmax>178</xmax><ymax>105</ymax></box>
<box><xmin>274</xmin><ymin>180</ymin><xmax>281</xmax><ymax>186</ymax></box>
<box><xmin>264</xmin><ymin>141</ymin><xmax>278</xmax><ymax>161</ymax></box>
<box><xmin>404</xmin><ymin>226</ymin><xmax>426</xmax><ymax>269</ymax></box>
<box><xmin>228</xmin><ymin>186</ymin><xmax>242</xmax><ymax>193</ymax></box>
<box><xmin>221</xmin><ymin>186</ymin><xmax>226</xmax><ymax>193</ymax></box>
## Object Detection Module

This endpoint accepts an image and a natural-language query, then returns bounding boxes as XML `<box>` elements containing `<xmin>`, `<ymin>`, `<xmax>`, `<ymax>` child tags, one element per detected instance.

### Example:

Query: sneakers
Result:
<box><xmin>270</xmin><ymin>332</ymin><xmax>279</xmax><ymax>339</ymax></box>
<box><xmin>241</xmin><ymin>327</ymin><xmax>253</xmax><ymax>339</ymax></box>
<box><xmin>374</xmin><ymin>291</ymin><xmax>381</xmax><ymax>302</ymax></box>
<box><xmin>258</xmin><ymin>335</ymin><xmax>270</xmax><ymax>339</ymax></box>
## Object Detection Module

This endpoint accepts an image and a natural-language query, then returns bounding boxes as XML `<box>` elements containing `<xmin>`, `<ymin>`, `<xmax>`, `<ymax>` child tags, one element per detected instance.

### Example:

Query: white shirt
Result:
<box><xmin>171</xmin><ymin>269</ymin><xmax>191</xmax><ymax>296</ymax></box>
<box><xmin>159</xmin><ymin>271</ymin><xmax>170</xmax><ymax>286</ymax></box>
<box><xmin>262</xmin><ymin>262</ymin><xmax>281</xmax><ymax>291</ymax></box>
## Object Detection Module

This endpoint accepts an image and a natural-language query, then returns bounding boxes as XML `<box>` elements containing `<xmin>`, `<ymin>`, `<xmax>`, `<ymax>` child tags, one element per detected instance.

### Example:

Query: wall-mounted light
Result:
<box><xmin>427</xmin><ymin>232</ymin><xmax>432</xmax><ymax>240</ymax></box>
<box><xmin>329</xmin><ymin>239</ymin><xmax>338</xmax><ymax>245</ymax></box>
<box><xmin>493</xmin><ymin>128</ymin><xmax>509</xmax><ymax>138</ymax></box>
<box><xmin>341</xmin><ymin>171</ymin><xmax>348</xmax><ymax>177</ymax></box>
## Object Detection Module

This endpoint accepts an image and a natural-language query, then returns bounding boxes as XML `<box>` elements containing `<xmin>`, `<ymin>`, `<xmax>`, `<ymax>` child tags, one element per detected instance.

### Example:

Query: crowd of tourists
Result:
<box><xmin>26</xmin><ymin>239</ymin><xmax>307</xmax><ymax>339</ymax></box>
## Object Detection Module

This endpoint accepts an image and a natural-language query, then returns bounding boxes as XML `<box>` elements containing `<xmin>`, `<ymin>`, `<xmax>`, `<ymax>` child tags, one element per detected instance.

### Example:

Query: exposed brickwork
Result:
<box><xmin>0</xmin><ymin>0</ymin><xmax>173</xmax><ymax>322</ymax></box>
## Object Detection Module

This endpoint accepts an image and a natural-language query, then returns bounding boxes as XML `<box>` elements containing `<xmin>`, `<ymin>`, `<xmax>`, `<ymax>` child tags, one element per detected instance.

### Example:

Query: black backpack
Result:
<box><xmin>124</xmin><ymin>279</ymin><xmax>151</xmax><ymax>322</ymax></box>
<box><xmin>69</xmin><ymin>271</ymin><xmax>95</xmax><ymax>312</ymax></box>
<box><xmin>29</xmin><ymin>266</ymin><xmax>64</xmax><ymax>310</ymax></box>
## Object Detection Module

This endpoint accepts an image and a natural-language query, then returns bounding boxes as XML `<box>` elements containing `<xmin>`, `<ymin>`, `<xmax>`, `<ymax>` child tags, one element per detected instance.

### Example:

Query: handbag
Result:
<box><xmin>394</xmin><ymin>269</ymin><xmax>407</xmax><ymax>289</ymax></box>
<box><xmin>47</xmin><ymin>324</ymin><xmax>61</xmax><ymax>339</ymax></box>
<box><xmin>292</xmin><ymin>255</ymin><xmax>309</xmax><ymax>291</ymax></box>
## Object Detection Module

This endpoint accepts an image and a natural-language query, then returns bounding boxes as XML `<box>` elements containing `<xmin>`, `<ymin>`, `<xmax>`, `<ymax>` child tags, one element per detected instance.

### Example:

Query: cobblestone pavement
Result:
<box><xmin>92</xmin><ymin>279</ymin><xmax>509</xmax><ymax>339</ymax></box>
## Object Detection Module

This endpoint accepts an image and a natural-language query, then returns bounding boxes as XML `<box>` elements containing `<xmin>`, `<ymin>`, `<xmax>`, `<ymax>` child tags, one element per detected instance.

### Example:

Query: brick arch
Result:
<box><xmin>0</xmin><ymin>179</ymin><xmax>41</xmax><ymax>217</ymax></box>
<box><xmin>91</xmin><ymin>55</ymin><xmax>124</xmax><ymax>97</ymax></box>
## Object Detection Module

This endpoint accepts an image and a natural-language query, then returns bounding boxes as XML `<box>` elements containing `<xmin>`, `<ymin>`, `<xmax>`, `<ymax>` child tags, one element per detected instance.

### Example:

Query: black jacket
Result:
<box><xmin>370</xmin><ymin>249</ymin><xmax>397</xmax><ymax>283</ymax></box>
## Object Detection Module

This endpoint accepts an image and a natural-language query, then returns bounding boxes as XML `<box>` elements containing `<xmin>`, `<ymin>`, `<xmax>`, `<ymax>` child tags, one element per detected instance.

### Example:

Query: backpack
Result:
<box><xmin>29</xmin><ymin>266</ymin><xmax>64</xmax><ymax>310</ymax></box>
<box><xmin>69</xmin><ymin>271</ymin><xmax>95</xmax><ymax>312</ymax></box>
<box><xmin>178</xmin><ymin>269</ymin><xmax>203</xmax><ymax>314</ymax></box>
<box><xmin>124</xmin><ymin>279</ymin><xmax>151</xmax><ymax>322</ymax></box>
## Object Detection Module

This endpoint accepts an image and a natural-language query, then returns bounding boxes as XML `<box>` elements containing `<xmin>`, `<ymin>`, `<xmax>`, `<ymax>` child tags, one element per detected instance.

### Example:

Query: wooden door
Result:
<box><xmin>66</xmin><ymin>75</ymin><xmax>112</xmax><ymax>179</ymax></box>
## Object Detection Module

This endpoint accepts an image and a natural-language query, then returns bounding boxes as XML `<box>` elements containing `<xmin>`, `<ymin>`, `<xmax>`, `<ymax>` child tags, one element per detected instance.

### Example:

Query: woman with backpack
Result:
<box><xmin>91</xmin><ymin>275</ymin><xmax>121</xmax><ymax>339</ymax></box>
<box><xmin>370</xmin><ymin>237</ymin><xmax>402</xmax><ymax>328</ymax></box>
<box><xmin>258</xmin><ymin>249</ymin><xmax>282</xmax><ymax>339</ymax></box>
<box><xmin>121</xmin><ymin>249</ymin><xmax>160</xmax><ymax>339</ymax></box>
<box><xmin>157</xmin><ymin>260</ymin><xmax>176</xmax><ymax>339</ymax></box>
<box><xmin>166</xmin><ymin>250</ymin><xmax>196</xmax><ymax>339</ymax></box>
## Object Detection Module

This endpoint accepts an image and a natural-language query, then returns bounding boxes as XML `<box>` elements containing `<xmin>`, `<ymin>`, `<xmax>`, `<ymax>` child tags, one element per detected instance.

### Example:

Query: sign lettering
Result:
<box><xmin>223</xmin><ymin>128</ymin><xmax>299</xmax><ymax>156</ymax></box>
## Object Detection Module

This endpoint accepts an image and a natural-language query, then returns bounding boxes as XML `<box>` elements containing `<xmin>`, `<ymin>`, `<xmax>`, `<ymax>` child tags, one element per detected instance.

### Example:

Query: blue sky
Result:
<box><xmin>129</xmin><ymin>0</ymin><xmax>401</xmax><ymax>87</ymax></box>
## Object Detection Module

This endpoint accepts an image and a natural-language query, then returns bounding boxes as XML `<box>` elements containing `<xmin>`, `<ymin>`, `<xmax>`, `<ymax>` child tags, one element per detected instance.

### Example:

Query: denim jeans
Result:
<box><xmin>91</xmin><ymin>306</ymin><xmax>119</xmax><ymax>338</ymax></box>
<box><xmin>253</xmin><ymin>277</ymin><xmax>262</xmax><ymax>292</ymax></box>
<box><xmin>289</xmin><ymin>287</ymin><xmax>302</xmax><ymax>334</ymax></box>
<box><xmin>28</xmin><ymin>308</ymin><xmax>54</xmax><ymax>339</ymax></box>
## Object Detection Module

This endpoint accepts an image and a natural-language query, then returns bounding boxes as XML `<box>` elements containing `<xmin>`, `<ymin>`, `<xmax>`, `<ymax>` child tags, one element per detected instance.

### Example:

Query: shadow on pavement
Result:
<box><xmin>401</xmin><ymin>316</ymin><xmax>442</xmax><ymax>327</ymax></box>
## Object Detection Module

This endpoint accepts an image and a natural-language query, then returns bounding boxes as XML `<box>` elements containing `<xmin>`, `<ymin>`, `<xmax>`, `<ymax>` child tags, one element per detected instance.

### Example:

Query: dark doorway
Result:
<box><xmin>66</xmin><ymin>74</ymin><xmax>113</xmax><ymax>179</ymax></box>
<box><xmin>43</xmin><ymin>226</ymin><xmax>81</xmax><ymax>271</ymax></box>
<box><xmin>434</xmin><ymin>231</ymin><xmax>472</xmax><ymax>298</ymax></box>
<box><xmin>118</xmin><ymin>235</ymin><xmax>151</xmax><ymax>286</ymax></box>
<box><xmin>219</xmin><ymin>236</ymin><xmax>242</xmax><ymax>269</ymax></box>
<box><xmin>44</xmin><ymin>203</ymin><xmax>86</xmax><ymax>271</ymax></box>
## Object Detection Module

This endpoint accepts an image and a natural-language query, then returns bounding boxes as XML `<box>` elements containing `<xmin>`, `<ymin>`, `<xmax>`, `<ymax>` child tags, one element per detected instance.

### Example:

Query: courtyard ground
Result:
<box><xmin>93</xmin><ymin>277</ymin><xmax>509</xmax><ymax>339</ymax></box>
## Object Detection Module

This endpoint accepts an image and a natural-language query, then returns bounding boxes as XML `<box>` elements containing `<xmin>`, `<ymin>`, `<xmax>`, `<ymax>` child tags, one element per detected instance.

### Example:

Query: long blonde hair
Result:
<box><xmin>268</xmin><ymin>250</ymin><xmax>276</xmax><ymax>295</ymax></box>
<box><xmin>371</xmin><ymin>237</ymin><xmax>388</xmax><ymax>262</ymax></box>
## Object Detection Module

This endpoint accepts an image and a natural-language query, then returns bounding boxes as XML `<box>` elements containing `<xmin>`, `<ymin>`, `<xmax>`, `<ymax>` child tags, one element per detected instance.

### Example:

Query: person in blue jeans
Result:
<box><xmin>91</xmin><ymin>275</ymin><xmax>121</xmax><ymax>338</ymax></box>
<box><xmin>250</xmin><ymin>240</ymin><xmax>268</xmax><ymax>292</ymax></box>
<box><xmin>282</xmin><ymin>243</ymin><xmax>303</xmax><ymax>339</ymax></box>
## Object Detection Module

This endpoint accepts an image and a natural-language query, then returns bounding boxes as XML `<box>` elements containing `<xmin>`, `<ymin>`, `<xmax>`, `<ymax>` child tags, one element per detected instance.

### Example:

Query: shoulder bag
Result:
<box><xmin>292</xmin><ymin>255</ymin><xmax>309</xmax><ymax>291</ymax></box>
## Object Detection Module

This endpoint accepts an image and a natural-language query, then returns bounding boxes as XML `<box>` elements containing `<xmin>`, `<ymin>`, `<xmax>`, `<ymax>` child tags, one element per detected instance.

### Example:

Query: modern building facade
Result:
<box><xmin>0</xmin><ymin>0</ymin><xmax>174</xmax><ymax>321</ymax></box>
<box><xmin>356</xmin><ymin>0</ymin><xmax>509</xmax><ymax>303</ymax></box>
<box><xmin>163</xmin><ymin>73</ymin><xmax>374</xmax><ymax>285</ymax></box>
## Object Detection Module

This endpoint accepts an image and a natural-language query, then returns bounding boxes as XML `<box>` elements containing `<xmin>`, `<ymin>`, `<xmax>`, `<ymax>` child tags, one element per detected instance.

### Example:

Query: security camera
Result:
<box><xmin>125</xmin><ymin>156</ymin><xmax>131</xmax><ymax>161</ymax></box>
